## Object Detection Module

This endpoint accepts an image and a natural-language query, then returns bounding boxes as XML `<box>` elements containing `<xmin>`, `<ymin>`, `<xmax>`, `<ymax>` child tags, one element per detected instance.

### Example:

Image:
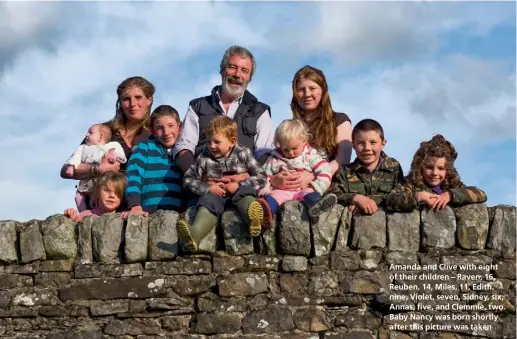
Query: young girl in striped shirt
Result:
<box><xmin>258</xmin><ymin>119</ymin><xmax>333</xmax><ymax>227</ymax></box>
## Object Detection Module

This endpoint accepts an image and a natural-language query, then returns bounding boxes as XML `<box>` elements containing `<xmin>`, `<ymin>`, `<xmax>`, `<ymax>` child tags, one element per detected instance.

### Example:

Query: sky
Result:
<box><xmin>0</xmin><ymin>1</ymin><xmax>515</xmax><ymax>221</ymax></box>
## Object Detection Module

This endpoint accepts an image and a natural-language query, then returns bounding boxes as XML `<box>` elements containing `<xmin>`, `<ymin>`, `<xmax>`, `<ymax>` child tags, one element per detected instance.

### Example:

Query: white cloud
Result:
<box><xmin>274</xmin><ymin>2</ymin><xmax>515</xmax><ymax>65</ymax></box>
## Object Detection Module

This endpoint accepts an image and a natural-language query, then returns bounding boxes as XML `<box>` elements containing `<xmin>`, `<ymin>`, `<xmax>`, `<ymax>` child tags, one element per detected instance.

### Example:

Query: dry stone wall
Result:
<box><xmin>0</xmin><ymin>202</ymin><xmax>514</xmax><ymax>338</ymax></box>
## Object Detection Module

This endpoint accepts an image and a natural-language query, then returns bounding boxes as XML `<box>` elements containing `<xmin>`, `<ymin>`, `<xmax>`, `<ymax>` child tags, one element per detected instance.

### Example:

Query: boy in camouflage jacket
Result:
<box><xmin>309</xmin><ymin>119</ymin><xmax>404</xmax><ymax>221</ymax></box>
<box><xmin>385</xmin><ymin>134</ymin><xmax>486</xmax><ymax>212</ymax></box>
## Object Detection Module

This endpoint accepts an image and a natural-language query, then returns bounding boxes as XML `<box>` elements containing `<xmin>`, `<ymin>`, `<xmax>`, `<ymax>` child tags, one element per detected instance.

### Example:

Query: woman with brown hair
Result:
<box><xmin>60</xmin><ymin>76</ymin><xmax>155</xmax><ymax>208</ymax></box>
<box><xmin>269</xmin><ymin>65</ymin><xmax>353</xmax><ymax>190</ymax></box>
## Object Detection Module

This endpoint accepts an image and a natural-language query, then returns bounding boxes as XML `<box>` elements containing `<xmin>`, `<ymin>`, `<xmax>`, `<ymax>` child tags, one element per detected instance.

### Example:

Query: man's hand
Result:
<box><xmin>431</xmin><ymin>192</ymin><xmax>451</xmax><ymax>210</ymax></box>
<box><xmin>416</xmin><ymin>191</ymin><xmax>438</xmax><ymax>208</ymax></box>
<box><xmin>121</xmin><ymin>206</ymin><xmax>149</xmax><ymax>219</ymax></box>
<box><xmin>209</xmin><ymin>183</ymin><xmax>226</xmax><ymax>197</ymax></box>
<box><xmin>352</xmin><ymin>194</ymin><xmax>378</xmax><ymax>215</ymax></box>
<box><xmin>225</xmin><ymin>182</ymin><xmax>239</xmax><ymax>195</ymax></box>
<box><xmin>269</xmin><ymin>171</ymin><xmax>302</xmax><ymax>191</ymax></box>
<box><xmin>65</xmin><ymin>166</ymin><xmax>75</xmax><ymax>177</ymax></box>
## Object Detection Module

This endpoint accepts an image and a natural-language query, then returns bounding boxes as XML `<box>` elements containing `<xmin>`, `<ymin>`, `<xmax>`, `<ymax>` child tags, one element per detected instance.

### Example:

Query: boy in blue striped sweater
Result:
<box><xmin>124</xmin><ymin>105</ymin><xmax>186</xmax><ymax>215</ymax></box>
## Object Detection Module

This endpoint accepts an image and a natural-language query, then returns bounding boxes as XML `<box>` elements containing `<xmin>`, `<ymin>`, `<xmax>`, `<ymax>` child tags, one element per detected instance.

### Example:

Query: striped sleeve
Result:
<box><xmin>125</xmin><ymin>142</ymin><xmax>149</xmax><ymax>208</ymax></box>
<box><xmin>309</xmin><ymin>151</ymin><xmax>333</xmax><ymax>194</ymax></box>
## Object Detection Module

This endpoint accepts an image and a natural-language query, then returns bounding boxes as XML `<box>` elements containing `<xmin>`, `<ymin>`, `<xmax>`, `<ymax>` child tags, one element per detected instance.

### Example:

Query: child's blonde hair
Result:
<box><xmin>274</xmin><ymin>119</ymin><xmax>310</xmax><ymax>149</ymax></box>
<box><xmin>91</xmin><ymin>171</ymin><xmax>127</xmax><ymax>205</ymax></box>
<box><xmin>206</xmin><ymin>116</ymin><xmax>238</xmax><ymax>141</ymax></box>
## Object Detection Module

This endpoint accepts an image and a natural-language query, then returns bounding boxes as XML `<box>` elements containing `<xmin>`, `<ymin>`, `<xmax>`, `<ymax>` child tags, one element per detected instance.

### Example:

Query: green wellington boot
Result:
<box><xmin>177</xmin><ymin>207</ymin><xmax>218</xmax><ymax>252</ymax></box>
<box><xmin>234</xmin><ymin>196</ymin><xmax>263</xmax><ymax>238</ymax></box>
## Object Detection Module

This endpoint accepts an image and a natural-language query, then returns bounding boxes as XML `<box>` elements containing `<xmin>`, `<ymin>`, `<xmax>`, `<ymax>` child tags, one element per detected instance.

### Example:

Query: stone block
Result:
<box><xmin>293</xmin><ymin>308</ymin><xmax>331</xmax><ymax>332</ymax></box>
<box><xmin>218</xmin><ymin>273</ymin><xmax>268</xmax><ymax>297</ymax></box>
<box><xmin>278</xmin><ymin>201</ymin><xmax>311</xmax><ymax>256</ymax></box>
<box><xmin>455</xmin><ymin>203</ymin><xmax>489</xmax><ymax>249</ymax></box>
<box><xmin>0</xmin><ymin>220</ymin><xmax>19</xmax><ymax>264</ymax></box>
<box><xmin>421</xmin><ymin>206</ymin><xmax>456</xmax><ymax>249</ymax></box>
<box><xmin>59</xmin><ymin>277</ymin><xmax>167</xmax><ymax>301</ymax></box>
<box><xmin>350</xmin><ymin>210</ymin><xmax>386</xmax><ymax>249</ymax></box>
<box><xmin>19</xmin><ymin>220</ymin><xmax>46</xmax><ymax>263</ymax></box>
<box><xmin>387</xmin><ymin>210</ymin><xmax>420</xmax><ymax>252</ymax></box>
<box><xmin>241</xmin><ymin>305</ymin><xmax>294</xmax><ymax>334</ymax></box>
<box><xmin>92</xmin><ymin>213</ymin><xmax>124</xmax><ymax>263</ymax></box>
<box><xmin>311</xmin><ymin>204</ymin><xmax>343</xmax><ymax>256</ymax></box>
<box><xmin>221</xmin><ymin>209</ymin><xmax>253</xmax><ymax>255</ymax></box>
<box><xmin>282</xmin><ymin>256</ymin><xmax>308</xmax><ymax>272</ymax></box>
<box><xmin>77</xmin><ymin>216</ymin><xmax>95</xmax><ymax>264</ymax></box>
<box><xmin>125</xmin><ymin>214</ymin><xmax>148</xmax><ymax>263</ymax></box>
<box><xmin>148</xmin><ymin>210</ymin><xmax>179</xmax><ymax>260</ymax></box>
<box><xmin>41</xmin><ymin>214</ymin><xmax>77</xmax><ymax>259</ymax></box>
<box><xmin>194</xmin><ymin>312</ymin><xmax>242</xmax><ymax>334</ymax></box>
<box><xmin>487</xmin><ymin>205</ymin><xmax>516</xmax><ymax>255</ymax></box>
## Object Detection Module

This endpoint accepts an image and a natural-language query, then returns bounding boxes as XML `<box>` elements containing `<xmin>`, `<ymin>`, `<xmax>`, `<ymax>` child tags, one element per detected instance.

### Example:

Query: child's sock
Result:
<box><xmin>265</xmin><ymin>195</ymin><xmax>279</xmax><ymax>215</ymax></box>
<box><xmin>303</xmin><ymin>192</ymin><xmax>322</xmax><ymax>207</ymax></box>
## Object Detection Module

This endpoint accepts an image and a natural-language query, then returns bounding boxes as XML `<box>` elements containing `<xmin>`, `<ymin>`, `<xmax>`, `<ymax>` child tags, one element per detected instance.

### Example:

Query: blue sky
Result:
<box><xmin>0</xmin><ymin>1</ymin><xmax>515</xmax><ymax>221</ymax></box>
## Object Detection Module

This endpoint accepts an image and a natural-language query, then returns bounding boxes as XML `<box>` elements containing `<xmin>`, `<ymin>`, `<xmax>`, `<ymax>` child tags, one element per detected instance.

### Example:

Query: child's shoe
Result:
<box><xmin>308</xmin><ymin>193</ymin><xmax>338</xmax><ymax>224</ymax></box>
<box><xmin>176</xmin><ymin>219</ymin><xmax>198</xmax><ymax>252</ymax></box>
<box><xmin>247</xmin><ymin>200</ymin><xmax>264</xmax><ymax>237</ymax></box>
<box><xmin>256</xmin><ymin>197</ymin><xmax>274</xmax><ymax>229</ymax></box>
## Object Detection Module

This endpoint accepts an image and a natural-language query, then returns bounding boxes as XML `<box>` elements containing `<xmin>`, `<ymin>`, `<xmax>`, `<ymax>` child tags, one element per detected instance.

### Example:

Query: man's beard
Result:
<box><xmin>222</xmin><ymin>75</ymin><xmax>247</xmax><ymax>98</ymax></box>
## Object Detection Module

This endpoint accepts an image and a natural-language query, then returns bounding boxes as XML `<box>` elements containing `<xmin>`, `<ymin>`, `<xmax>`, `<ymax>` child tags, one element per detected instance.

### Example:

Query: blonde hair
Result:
<box><xmin>206</xmin><ymin>116</ymin><xmax>238</xmax><ymax>141</ymax></box>
<box><xmin>109</xmin><ymin>76</ymin><xmax>155</xmax><ymax>136</ymax></box>
<box><xmin>91</xmin><ymin>171</ymin><xmax>127</xmax><ymax>205</ymax></box>
<box><xmin>274</xmin><ymin>119</ymin><xmax>310</xmax><ymax>149</ymax></box>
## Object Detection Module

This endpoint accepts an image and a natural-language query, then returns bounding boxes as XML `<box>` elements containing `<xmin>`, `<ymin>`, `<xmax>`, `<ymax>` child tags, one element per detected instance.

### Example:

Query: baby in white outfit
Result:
<box><xmin>64</xmin><ymin>124</ymin><xmax>126</xmax><ymax>211</ymax></box>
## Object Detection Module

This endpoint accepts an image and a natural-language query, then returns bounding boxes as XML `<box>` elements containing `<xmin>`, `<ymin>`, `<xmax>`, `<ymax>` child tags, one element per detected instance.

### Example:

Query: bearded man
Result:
<box><xmin>174</xmin><ymin>46</ymin><xmax>275</xmax><ymax>173</ymax></box>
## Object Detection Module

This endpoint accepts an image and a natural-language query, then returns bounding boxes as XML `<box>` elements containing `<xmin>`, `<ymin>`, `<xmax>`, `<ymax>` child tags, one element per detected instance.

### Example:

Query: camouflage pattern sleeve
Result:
<box><xmin>325</xmin><ymin>168</ymin><xmax>356</xmax><ymax>205</ymax></box>
<box><xmin>385</xmin><ymin>182</ymin><xmax>419</xmax><ymax>212</ymax></box>
<box><xmin>370</xmin><ymin>162</ymin><xmax>405</xmax><ymax>206</ymax></box>
<box><xmin>448</xmin><ymin>185</ymin><xmax>487</xmax><ymax>205</ymax></box>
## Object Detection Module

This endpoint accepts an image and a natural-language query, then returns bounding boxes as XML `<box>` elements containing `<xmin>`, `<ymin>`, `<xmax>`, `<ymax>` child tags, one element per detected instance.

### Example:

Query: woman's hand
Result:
<box><xmin>299</xmin><ymin>171</ymin><xmax>315</xmax><ymax>189</ymax></box>
<box><xmin>269</xmin><ymin>171</ymin><xmax>302</xmax><ymax>190</ymax></box>
<box><xmin>99</xmin><ymin>149</ymin><xmax>121</xmax><ymax>173</ymax></box>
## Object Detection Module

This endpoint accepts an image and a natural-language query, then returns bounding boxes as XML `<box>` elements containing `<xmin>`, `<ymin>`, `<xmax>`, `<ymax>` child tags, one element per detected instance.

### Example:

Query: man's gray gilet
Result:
<box><xmin>190</xmin><ymin>86</ymin><xmax>271</xmax><ymax>157</ymax></box>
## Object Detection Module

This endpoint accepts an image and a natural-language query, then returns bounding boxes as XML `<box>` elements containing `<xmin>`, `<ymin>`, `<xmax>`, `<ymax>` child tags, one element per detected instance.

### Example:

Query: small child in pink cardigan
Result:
<box><xmin>257</xmin><ymin>119</ymin><xmax>333</xmax><ymax>227</ymax></box>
